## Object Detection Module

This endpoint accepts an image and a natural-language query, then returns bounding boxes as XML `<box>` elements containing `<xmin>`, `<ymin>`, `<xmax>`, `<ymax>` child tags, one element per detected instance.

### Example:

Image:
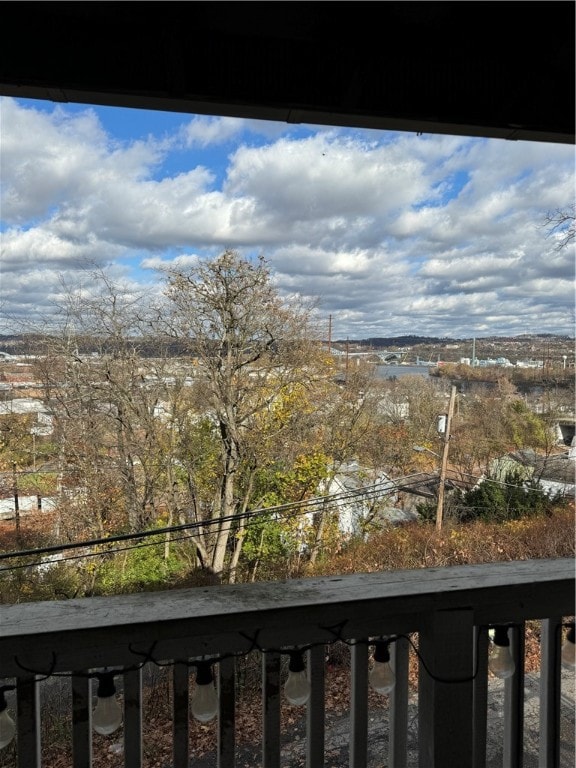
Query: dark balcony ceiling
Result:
<box><xmin>0</xmin><ymin>2</ymin><xmax>574</xmax><ymax>145</ymax></box>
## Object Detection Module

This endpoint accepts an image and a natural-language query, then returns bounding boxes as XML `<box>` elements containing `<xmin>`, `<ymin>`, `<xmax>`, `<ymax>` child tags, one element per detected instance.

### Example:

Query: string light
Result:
<box><xmin>0</xmin><ymin>686</ymin><xmax>16</xmax><ymax>749</ymax></box>
<box><xmin>92</xmin><ymin>672</ymin><xmax>123</xmax><ymax>735</ymax></box>
<box><xmin>369</xmin><ymin>639</ymin><xmax>395</xmax><ymax>694</ymax></box>
<box><xmin>191</xmin><ymin>661</ymin><xmax>219</xmax><ymax>723</ymax></box>
<box><xmin>7</xmin><ymin>616</ymin><xmax>570</xmax><ymax>744</ymax></box>
<box><xmin>284</xmin><ymin>650</ymin><xmax>311</xmax><ymax>706</ymax></box>
<box><xmin>488</xmin><ymin>626</ymin><xmax>515</xmax><ymax>679</ymax></box>
<box><xmin>561</xmin><ymin>622</ymin><xmax>575</xmax><ymax>668</ymax></box>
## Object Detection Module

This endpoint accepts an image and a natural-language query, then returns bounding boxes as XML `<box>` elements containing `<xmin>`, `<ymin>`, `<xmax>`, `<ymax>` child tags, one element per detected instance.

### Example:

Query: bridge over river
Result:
<box><xmin>329</xmin><ymin>348</ymin><xmax>407</xmax><ymax>363</ymax></box>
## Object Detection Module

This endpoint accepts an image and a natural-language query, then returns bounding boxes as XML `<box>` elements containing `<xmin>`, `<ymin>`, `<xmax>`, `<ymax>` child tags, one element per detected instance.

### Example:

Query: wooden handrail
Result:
<box><xmin>0</xmin><ymin>558</ymin><xmax>573</xmax><ymax>677</ymax></box>
<box><xmin>0</xmin><ymin>558</ymin><xmax>573</xmax><ymax>768</ymax></box>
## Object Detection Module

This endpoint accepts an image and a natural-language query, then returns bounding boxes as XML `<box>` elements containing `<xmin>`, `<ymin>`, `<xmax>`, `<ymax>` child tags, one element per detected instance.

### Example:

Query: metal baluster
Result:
<box><xmin>472</xmin><ymin>626</ymin><xmax>489</xmax><ymax>768</ymax></box>
<box><xmin>503</xmin><ymin>622</ymin><xmax>525</xmax><ymax>768</ymax></box>
<box><xmin>172</xmin><ymin>662</ymin><xmax>189</xmax><ymax>768</ymax></box>
<box><xmin>72</xmin><ymin>672</ymin><xmax>92</xmax><ymax>768</ymax></box>
<box><xmin>16</xmin><ymin>674</ymin><xmax>41</xmax><ymax>768</ymax></box>
<box><xmin>350</xmin><ymin>640</ymin><xmax>368</xmax><ymax>768</ymax></box>
<box><xmin>389</xmin><ymin>635</ymin><xmax>410</xmax><ymax>768</ymax></box>
<box><xmin>123</xmin><ymin>667</ymin><xmax>142</xmax><ymax>767</ymax></box>
<box><xmin>262</xmin><ymin>651</ymin><xmax>281</xmax><ymax>768</ymax></box>
<box><xmin>218</xmin><ymin>656</ymin><xmax>235</xmax><ymax>768</ymax></box>
<box><xmin>539</xmin><ymin>618</ymin><xmax>563</xmax><ymax>768</ymax></box>
<box><xmin>306</xmin><ymin>644</ymin><xmax>325</xmax><ymax>767</ymax></box>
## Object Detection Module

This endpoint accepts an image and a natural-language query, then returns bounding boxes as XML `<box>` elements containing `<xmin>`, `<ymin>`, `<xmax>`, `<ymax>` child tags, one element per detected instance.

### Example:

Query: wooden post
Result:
<box><xmin>418</xmin><ymin>608</ymin><xmax>475</xmax><ymax>768</ymax></box>
<box><xmin>436</xmin><ymin>386</ymin><xmax>457</xmax><ymax>530</ymax></box>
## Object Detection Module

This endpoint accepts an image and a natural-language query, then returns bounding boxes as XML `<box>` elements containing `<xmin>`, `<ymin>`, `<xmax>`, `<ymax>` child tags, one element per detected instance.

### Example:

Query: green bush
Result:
<box><xmin>454</xmin><ymin>469</ymin><xmax>558</xmax><ymax>523</ymax></box>
<box><xmin>93</xmin><ymin>534</ymin><xmax>189</xmax><ymax>595</ymax></box>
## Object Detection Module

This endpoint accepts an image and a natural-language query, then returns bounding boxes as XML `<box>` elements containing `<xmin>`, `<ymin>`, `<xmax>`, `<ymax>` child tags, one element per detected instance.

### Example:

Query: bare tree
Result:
<box><xmin>159</xmin><ymin>250</ymin><xmax>325</xmax><ymax>580</ymax></box>
<box><xmin>34</xmin><ymin>268</ymin><xmax>181</xmax><ymax>537</ymax></box>
<box><xmin>542</xmin><ymin>204</ymin><xmax>575</xmax><ymax>250</ymax></box>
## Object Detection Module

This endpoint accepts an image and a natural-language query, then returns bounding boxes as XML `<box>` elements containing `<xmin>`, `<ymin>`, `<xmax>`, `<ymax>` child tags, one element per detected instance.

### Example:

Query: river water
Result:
<box><xmin>375</xmin><ymin>364</ymin><xmax>432</xmax><ymax>379</ymax></box>
<box><xmin>373</xmin><ymin>364</ymin><xmax>561</xmax><ymax>400</ymax></box>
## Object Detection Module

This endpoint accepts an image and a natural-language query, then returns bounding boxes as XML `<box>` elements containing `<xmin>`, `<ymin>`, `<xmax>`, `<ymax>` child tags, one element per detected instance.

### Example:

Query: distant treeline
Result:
<box><xmin>355</xmin><ymin>336</ymin><xmax>451</xmax><ymax>347</ymax></box>
<box><xmin>0</xmin><ymin>333</ymin><xmax>573</xmax><ymax>357</ymax></box>
<box><xmin>337</xmin><ymin>334</ymin><xmax>574</xmax><ymax>348</ymax></box>
<box><xmin>0</xmin><ymin>334</ymin><xmax>194</xmax><ymax>358</ymax></box>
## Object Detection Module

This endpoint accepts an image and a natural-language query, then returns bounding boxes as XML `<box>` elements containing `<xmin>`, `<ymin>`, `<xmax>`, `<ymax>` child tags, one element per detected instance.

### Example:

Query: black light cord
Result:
<box><xmin>7</xmin><ymin>620</ymin><xmax>572</xmax><ymax>688</ymax></box>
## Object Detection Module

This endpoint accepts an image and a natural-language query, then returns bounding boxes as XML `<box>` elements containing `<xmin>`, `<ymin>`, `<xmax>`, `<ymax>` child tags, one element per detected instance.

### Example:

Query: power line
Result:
<box><xmin>0</xmin><ymin>474</ymin><xmax>425</xmax><ymax>570</ymax></box>
<box><xmin>1</xmin><ymin>468</ymin><xmax>555</xmax><ymax>574</ymax></box>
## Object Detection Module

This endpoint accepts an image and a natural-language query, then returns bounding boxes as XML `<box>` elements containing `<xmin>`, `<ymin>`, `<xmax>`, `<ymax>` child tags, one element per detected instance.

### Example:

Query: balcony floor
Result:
<box><xmin>286</xmin><ymin>671</ymin><xmax>575</xmax><ymax>768</ymax></box>
<box><xmin>155</xmin><ymin>667</ymin><xmax>575</xmax><ymax>768</ymax></box>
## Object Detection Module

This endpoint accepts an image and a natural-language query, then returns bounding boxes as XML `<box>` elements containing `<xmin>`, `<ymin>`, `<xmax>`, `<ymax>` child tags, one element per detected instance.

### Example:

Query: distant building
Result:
<box><xmin>486</xmin><ymin>447</ymin><xmax>575</xmax><ymax>498</ymax></box>
<box><xmin>0</xmin><ymin>495</ymin><xmax>57</xmax><ymax>520</ymax></box>
<box><xmin>459</xmin><ymin>357</ymin><xmax>513</xmax><ymax>367</ymax></box>
<box><xmin>316</xmin><ymin>461</ymin><xmax>412</xmax><ymax>536</ymax></box>
<box><xmin>515</xmin><ymin>360</ymin><xmax>544</xmax><ymax>368</ymax></box>
<box><xmin>0</xmin><ymin>398</ymin><xmax>53</xmax><ymax>434</ymax></box>
<box><xmin>376</xmin><ymin>395</ymin><xmax>409</xmax><ymax>420</ymax></box>
<box><xmin>0</xmin><ymin>397</ymin><xmax>47</xmax><ymax>415</ymax></box>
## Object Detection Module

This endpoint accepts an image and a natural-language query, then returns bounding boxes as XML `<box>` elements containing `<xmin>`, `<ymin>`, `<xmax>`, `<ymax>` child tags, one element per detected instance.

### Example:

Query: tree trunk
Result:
<box><xmin>228</xmin><ymin>475</ymin><xmax>254</xmax><ymax>584</ymax></box>
<box><xmin>308</xmin><ymin>497</ymin><xmax>328</xmax><ymax>566</ymax></box>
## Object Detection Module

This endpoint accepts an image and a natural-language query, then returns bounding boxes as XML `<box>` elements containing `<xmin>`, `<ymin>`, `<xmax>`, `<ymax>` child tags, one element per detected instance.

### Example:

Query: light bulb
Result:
<box><xmin>284</xmin><ymin>651</ymin><xmax>311</xmax><ymax>706</ymax></box>
<box><xmin>0</xmin><ymin>690</ymin><xmax>16</xmax><ymax>750</ymax></box>
<box><xmin>489</xmin><ymin>626</ymin><xmax>515</xmax><ymax>679</ymax></box>
<box><xmin>93</xmin><ymin>673</ymin><xmax>123</xmax><ymax>735</ymax></box>
<box><xmin>0</xmin><ymin>709</ymin><xmax>15</xmax><ymax>750</ymax></box>
<box><xmin>561</xmin><ymin>623</ymin><xmax>576</xmax><ymax>669</ymax></box>
<box><xmin>191</xmin><ymin>662</ymin><xmax>218</xmax><ymax>723</ymax></box>
<box><xmin>369</xmin><ymin>641</ymin><xmax>396</xmax><ymax>694</ymax></box>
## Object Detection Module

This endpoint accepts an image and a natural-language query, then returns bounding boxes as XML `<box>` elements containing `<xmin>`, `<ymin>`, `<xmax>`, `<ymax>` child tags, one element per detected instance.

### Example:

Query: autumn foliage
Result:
<box><xmin>308</xmin><ymin>504</ymin><xmax>575</xmax><ymax>576</ymax></box>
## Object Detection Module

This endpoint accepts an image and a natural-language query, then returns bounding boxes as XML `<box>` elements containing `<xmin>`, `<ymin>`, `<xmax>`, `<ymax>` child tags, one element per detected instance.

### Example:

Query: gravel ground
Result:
<box><xmin>185</xmin><ymin>668</ymin><xmax>575</xmax><ymax>768</ymax></box>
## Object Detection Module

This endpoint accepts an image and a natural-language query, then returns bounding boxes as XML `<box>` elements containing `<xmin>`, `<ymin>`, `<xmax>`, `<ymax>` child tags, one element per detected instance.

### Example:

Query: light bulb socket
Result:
<box><xmin>96</xmin><ymin>673</ymin><xmax>117</xmax><ymax>698</ymax></box>
<box><xmin>493</xmin><ymin>626</ymin><xmax>510</xmax><ymax>647</ymax></box>
<box><xmin>561</xmin><ymin>622</ymin><xmax>576</xmax><ymax>668</ymax></box>
<box><xmin>288</xmin><ymin>651</ymin><xmax>306</xmax><ymax>673</ymax></box>
<box><xmin>195</xmin><ymin>661</ymin><xmax>214</xmax><ymax>686</ymax></box>
<box><xmin>0</xmin><ymin>685</ymin><xmax>15</xmax><ymax>714</ymax></box>
<box><xmin>373</xmin><ymin>640</ymin><xmax>391</xmax><ymax>664</ymax></box>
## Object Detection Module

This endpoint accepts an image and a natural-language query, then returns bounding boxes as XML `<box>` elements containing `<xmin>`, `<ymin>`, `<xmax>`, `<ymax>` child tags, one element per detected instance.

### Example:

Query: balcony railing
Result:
<box><xmin>0</xmin><ymin>557</ymin><xmax>574</xmax><ymax>768</ymax></box>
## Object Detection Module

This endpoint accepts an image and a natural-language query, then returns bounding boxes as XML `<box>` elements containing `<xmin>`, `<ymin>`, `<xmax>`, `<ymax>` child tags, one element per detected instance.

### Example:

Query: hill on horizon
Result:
<box><xmin>331</xmin><ymin>334</ymin><xmax>574</xmax><ymax>348</ymax></box>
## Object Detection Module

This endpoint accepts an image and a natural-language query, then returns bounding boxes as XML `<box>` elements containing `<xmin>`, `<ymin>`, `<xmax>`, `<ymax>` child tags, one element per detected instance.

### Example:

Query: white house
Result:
<box><xmin>0</xmin><ymin>495</ymin><xmax>57</xmax><ymax>520</ymax></box>
<box><xmin>486</xmin><ymin>443</ymin><xmax>576</xmax><ymax>499</ymax></box>
<box><xmin>316</xmin><ymin>461</ymin><xmax>414</xmax><ymax>536</ymax></box>
<box><xmin>0</xmin><ymin>398</ymin><xmax>53</xmax><ymax>435</ymax></box>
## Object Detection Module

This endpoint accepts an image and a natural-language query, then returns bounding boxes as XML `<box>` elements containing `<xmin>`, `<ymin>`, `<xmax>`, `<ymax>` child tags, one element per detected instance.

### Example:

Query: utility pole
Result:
<box><xmin>12</xmin><ymin>462</ymin><xmax>20</xmax><ymax>540</ymax></box>
<box><xmin>436</xmin><ymin>385</ymin><xmax>457</xmax><ymax>531</ymax></box>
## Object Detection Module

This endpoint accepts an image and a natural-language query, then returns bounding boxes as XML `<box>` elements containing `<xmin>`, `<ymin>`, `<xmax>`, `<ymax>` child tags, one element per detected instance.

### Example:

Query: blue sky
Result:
<box><xmin>1</xmin><ymin>96</ymin><xmax>574</xmax><ymax>339</ymax></box>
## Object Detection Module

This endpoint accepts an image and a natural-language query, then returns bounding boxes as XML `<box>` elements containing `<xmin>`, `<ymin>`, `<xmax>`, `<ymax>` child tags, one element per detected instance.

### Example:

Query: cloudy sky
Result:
<box><xmin>1</xmin><ymin>96</ymin><xmax>574</xmax><ymax>341</ymax></box>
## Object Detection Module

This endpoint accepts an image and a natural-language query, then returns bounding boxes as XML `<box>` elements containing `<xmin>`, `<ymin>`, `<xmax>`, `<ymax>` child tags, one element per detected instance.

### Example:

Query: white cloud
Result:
<box><xmin>1</xmin><ymin>99</ymin><xmax>165</xmax><ymax>223</ymax></box>
<box><xmin>179</xmin><ymin>115</ymin><xmax>246</xmax><ymax>148</ymax></box>
<box><xmin>0</xmin><ymin>97</ymin><xmax>574</xmax><ymax>338</ymax></box>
